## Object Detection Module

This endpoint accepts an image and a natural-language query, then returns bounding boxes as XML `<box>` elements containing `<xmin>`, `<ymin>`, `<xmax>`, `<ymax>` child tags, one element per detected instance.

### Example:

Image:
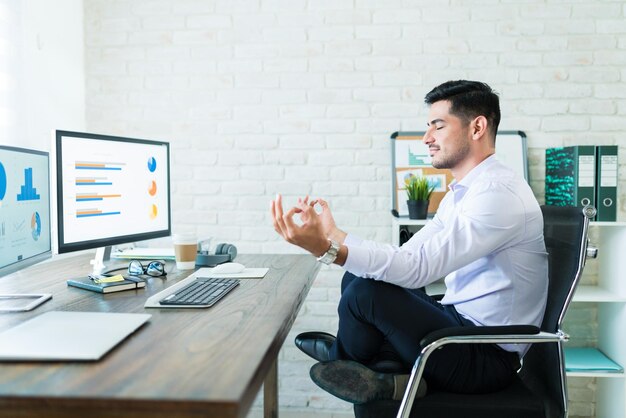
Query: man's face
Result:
<box><xmin>423</xmin><ymin>100</ymin><xmax>471</xmax><ymax>170</ymax></box>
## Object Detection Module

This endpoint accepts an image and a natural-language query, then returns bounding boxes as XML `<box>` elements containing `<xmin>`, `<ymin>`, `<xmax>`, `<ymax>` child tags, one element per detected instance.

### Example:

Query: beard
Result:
<box><xmin>431</xmin><ymin>140</ymin><xmax>471</xmax><ymax>170</ymax></box>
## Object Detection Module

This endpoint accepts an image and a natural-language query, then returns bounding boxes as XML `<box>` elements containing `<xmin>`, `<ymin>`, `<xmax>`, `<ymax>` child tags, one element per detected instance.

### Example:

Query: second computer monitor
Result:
<box><xmin>56</xmin><ymin>130</ymin><xmax>171</xmax><ymax>256</ymax></box>
<box><xmin>0</xmin><ymin>145</ymin><xmax>51</xmax><ymax>277</ymax></box>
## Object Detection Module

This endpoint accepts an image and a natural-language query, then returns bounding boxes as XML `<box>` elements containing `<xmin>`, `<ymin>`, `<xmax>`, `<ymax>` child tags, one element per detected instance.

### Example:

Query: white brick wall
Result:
<box><xmin>84</xmin><ymin>1</ymin><xmax>626</xmax><ymax>417</ymax></box>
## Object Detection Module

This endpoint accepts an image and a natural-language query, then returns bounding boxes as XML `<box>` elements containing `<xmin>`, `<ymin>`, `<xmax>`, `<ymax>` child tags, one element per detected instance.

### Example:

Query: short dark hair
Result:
<box><xmin>424</xmin><ymin>80</ymin><xmax>501</xmax><ymax>138</ymax></box>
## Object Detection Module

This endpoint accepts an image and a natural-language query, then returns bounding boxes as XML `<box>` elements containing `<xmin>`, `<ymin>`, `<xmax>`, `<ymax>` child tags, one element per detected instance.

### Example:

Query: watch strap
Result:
<box><xmin>317</xmin><ymin>239</ymin><xmax>340</xmax><ymax>265</ymax></box>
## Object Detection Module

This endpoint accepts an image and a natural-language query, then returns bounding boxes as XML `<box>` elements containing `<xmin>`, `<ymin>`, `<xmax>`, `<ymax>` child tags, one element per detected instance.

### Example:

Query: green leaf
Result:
<box><xmin>405</xmin><ymin>176</ymin><xmax>435</xmax><ymax>201</ymax></box>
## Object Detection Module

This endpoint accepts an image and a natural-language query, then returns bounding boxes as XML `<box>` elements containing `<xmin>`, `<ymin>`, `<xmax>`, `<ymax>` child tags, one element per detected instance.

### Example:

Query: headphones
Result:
<box><xmin>195</xmin><ymin>241</ymin><xmax>237</xmax><ymax>267</ymax></box>
<box><xmin>213</xmin><ymin>243</ymin><xmax>237</xmax><ymax>260</ymax></box>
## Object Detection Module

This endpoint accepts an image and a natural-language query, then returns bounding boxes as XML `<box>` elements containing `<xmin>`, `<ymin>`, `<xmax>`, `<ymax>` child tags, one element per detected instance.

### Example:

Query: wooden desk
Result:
<box><xmin>0</xmin><ymin>253</ymin><xmax>320</xmax><ymax>418</ymax></box>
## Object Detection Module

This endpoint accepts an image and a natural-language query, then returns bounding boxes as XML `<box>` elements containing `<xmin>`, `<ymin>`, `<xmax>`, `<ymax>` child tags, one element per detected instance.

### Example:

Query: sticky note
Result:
<box><xmin>94</xmin><ymin>274</ymin><xmax>125</xmax><ymax>284</ymax></box>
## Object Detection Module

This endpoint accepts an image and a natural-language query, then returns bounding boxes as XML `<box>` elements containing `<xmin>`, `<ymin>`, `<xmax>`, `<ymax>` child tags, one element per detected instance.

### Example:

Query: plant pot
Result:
<box><xmin>407</xmin><ymin>200</ymin><xmax>429</xmax><ymax>220</ymax></box>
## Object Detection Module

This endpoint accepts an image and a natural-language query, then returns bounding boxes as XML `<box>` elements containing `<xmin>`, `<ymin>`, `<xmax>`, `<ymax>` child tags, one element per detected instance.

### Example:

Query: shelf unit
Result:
<box><xmin>590</xmin><ymin>222</ymin><xmax>626</xmax><ymax>418</ymax></box>
<box><xmin>391</xmin><ymin>217</ymin><xmax>626</xmax><ymax>418</ymax></box>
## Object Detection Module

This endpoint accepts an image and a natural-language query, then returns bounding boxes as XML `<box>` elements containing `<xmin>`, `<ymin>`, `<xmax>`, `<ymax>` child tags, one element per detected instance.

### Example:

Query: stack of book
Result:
<box><xmin>545</xmin><ymin>145</ymin><xmax>618</xmax><ymax>221</ymax></box>
<box><xmin>67</xmin><ymin>274</ymin><xmax>146</xmax><ymax>294</ymax></box>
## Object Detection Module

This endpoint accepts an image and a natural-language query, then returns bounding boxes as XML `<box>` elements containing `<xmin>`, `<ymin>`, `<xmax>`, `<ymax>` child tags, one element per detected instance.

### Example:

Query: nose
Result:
<box><xmin>423</xmin><ymin>127</ymin><xmax>435</xmax><ymax>144</ymax></box>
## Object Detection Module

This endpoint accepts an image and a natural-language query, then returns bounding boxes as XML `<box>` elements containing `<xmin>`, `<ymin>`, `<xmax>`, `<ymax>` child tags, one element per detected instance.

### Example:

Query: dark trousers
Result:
<box><xmin>329</xmin><ymin>272</ymin><xmax>520</xmax><ymax>393</ymax></box>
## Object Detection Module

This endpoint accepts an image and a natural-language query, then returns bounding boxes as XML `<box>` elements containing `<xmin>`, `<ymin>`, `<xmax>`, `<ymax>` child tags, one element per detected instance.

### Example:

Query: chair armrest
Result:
<box><xmin>397</xmin><ymin>328</ymin><xmax>567</xmax><ymax>418</ymax></box>
<box><xmin>420</xmin><ymin>324</ymin><xmax>540</xmax><ymax>348</ymax></box>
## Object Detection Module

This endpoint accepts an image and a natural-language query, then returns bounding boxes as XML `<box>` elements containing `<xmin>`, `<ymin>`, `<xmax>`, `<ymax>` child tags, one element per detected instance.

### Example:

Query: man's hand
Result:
<box><xmin>271</xmin><ymin>194</ymin><xmax>330</xmax><ymax>256</ymax></box>
<box><xmin>296</xmin><ymin>196</ymin><xmax>346</xmax><ymax>244</ymax></box>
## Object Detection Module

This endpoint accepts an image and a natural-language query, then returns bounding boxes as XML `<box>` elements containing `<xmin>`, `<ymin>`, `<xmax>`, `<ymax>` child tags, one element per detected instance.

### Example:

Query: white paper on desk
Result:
<box><xmin>195</xmin><ymin>267</ymin><xmax>269</xmax><ymax>279</ymax></box>
<box><xmin>113</xmin><ymin>247</ymin><xmax>175</xmax><ymax>260</ymax></box>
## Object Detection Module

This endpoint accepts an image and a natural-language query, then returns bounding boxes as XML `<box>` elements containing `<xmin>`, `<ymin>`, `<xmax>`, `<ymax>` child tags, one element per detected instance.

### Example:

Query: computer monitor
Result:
<box><xmin>0</xmin><ymin>145</ymin><xmax>52</xmax><ymax>277</ymax></box>
<box><xmin>55</xmin><ymin>130</ymin><xmax>171</xmax><ymax>272</ymax></box>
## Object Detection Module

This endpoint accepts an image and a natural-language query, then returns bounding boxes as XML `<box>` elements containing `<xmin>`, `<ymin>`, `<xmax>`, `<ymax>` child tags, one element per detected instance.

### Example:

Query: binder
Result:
<box><xmin>545</xmin><ymin>146</ymin><xmax>596</xmax><ymax>210</ymax></box>
<box><xmin>595</xmin><ymin>145</ymin><xmax>618</xmax><ymax>222</ymax></box>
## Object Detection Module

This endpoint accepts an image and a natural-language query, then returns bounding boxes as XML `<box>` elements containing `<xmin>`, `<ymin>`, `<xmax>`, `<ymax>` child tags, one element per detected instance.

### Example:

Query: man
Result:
<box><xmin>271</xmin><ymin>80</ymin><xmax>548</xmax><ymax>404</ymax></box>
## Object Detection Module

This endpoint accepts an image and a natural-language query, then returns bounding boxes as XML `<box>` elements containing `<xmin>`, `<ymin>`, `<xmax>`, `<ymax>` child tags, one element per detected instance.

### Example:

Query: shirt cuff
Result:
<box><xmin>344</xmin><ymin>233</ymin><xmax>363</xmax><ymax>247</ymax></box>
<box><xmin>342</xmin><ymin>240</ymin><xmax>369</xmax><ymax>277</ymax></box>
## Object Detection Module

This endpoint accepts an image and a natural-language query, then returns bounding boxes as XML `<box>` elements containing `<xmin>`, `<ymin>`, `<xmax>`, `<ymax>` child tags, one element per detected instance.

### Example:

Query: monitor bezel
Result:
<box><xmin>0</xmin><ymin>145</ymin><xmax>52</xmax><ymax>277</ymax></box>
<box><xmin>55</xmin><ymin>130</ymin><xmax>172</xmax><ymax>254</ymax></box>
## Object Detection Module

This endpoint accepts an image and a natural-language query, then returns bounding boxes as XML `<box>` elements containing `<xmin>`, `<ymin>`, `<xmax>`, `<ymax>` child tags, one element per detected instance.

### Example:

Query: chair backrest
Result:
<box><xmin>520</xmin><ymin>205</ymin><xmax>593</xmax><ymax>418</ymax></box>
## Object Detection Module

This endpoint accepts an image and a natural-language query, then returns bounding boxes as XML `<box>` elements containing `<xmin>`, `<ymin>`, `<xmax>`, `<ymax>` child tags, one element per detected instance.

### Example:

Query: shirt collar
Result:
<box><xmin>448</xmin><ymin>154</ymin><xmax>498</xmax><ymax>195</ymax></box>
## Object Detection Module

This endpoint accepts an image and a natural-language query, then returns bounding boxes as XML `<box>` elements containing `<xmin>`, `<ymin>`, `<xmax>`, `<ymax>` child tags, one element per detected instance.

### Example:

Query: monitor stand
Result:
<box><xmin>90</xmin><ymin>246</ymin><xmax>112</xmax><ymax>274</ymax></box>
<box><xmin>90</xmin><ymin>246</ymin><xmax>126</xmax><ymax>275</ymax></box>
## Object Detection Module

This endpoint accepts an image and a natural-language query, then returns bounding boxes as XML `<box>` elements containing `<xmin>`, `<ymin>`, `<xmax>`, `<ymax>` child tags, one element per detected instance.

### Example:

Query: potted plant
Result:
<box><xmin>405</xmin><ymin>176</ymin><xmax>434</xmax><ymax>219</ymax></box>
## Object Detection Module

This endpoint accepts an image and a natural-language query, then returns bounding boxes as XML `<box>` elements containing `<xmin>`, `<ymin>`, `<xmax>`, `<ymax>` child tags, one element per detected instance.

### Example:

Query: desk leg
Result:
<box><xmin>264</xmin><ymin>358</ymin><xmax>278</xmax><ymax>418</ymax></box>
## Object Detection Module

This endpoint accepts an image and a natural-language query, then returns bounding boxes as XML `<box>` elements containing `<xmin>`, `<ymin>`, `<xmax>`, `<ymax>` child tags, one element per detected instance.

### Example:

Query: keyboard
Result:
<box><xmin>159</xmin><ymin>277</ymin><xmax>240</xmax><ymax>307</ymax></box>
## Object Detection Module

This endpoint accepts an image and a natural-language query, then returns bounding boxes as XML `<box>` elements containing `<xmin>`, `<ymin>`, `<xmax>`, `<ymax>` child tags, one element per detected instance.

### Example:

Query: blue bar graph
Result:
<box><xmin>16</xmin><ymin>168</ymin><xmax>41</xmax><ymax>201</ymax></box>
<box><xmin>75</xmin><ymin>166</ymin><xmax>122</xmax><ymax>170</ymax></box>
<box><xmin>408</xmin><ymin>149</ymin><xmax>429</xmax><ymax>166</ymax></box>
<box><xmin>76</xmin><ymin>212</ymin><xmax>121</xmax><ymax>218</ymax></box>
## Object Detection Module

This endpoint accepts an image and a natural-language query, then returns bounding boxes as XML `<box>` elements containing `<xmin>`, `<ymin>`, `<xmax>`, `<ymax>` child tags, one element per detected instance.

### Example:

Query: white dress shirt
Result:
<box><xmin>342</xmin><ymin>155</ymin><xmax>548</xmax><ymax>356</ymax></box>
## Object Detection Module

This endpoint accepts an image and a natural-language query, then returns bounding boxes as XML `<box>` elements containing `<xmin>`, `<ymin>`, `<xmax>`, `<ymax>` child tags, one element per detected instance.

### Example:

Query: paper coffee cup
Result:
<box><xmin>173</xmin><ymin>234</ymin><xmax>197</xmax><ymax>270</ymax></box>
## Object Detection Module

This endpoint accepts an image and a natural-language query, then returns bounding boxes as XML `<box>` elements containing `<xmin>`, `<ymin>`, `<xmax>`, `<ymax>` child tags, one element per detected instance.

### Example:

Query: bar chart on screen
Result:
<box><xmin>17</xmin><ymin>168</ymin><xmax>41</xmax><ymax>201</ymax></box>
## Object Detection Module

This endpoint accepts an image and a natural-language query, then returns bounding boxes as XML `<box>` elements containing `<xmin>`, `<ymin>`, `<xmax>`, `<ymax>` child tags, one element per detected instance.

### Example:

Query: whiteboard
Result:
<box><xmin>493</xmin><ymin>130</ymin><xmax>528</xmax><ymax>180</ymax></box>
<box><xmin>390</xmin><ymin>130</ymin><xmax>528</xmax><ymax>217</ymax></box>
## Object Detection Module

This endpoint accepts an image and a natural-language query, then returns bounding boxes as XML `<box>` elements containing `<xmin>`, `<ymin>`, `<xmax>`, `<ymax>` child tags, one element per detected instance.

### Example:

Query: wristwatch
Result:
<box><xmin>317</xmin><ymin>239</ymin><xmax>340</xmax><ymax>265</ymax></box>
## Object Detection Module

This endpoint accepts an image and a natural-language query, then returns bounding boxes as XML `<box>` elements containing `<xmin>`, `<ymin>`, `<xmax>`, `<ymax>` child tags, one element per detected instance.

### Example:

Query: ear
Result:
<box><xmin>470</xmin><ymin>115</ymin><xmax>489</xmax><ymax>141</ymax></box>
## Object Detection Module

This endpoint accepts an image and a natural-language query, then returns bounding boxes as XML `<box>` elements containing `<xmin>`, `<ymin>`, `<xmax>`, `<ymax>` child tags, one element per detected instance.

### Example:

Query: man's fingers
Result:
<box><xmin>270</xmin><ymin>200</ymin><xmax>285</xmax><ymax>236</ymax></box>
<box><xmin>302</xmin><ymin>205</ymin><xmax>317</xmax><ymax>219</ymax></box>
<box><xmin>272</xmin><ymin>198</ymin><xmax>293</xmax><ymax>240</ymax></box>
<box><xmin>274</xmin><ymin>194</ymin><xmax>284</xmax><ymax>220</ymax></box>
<box><xmin>270</xmin><ymin>199</ymin><xmax>277</xmax><ymax>220</ymax></box>
<box><xmin>272</xmin><ymin>194</ymin><xmax>317</xmax><ymax>245</ymax></box>
<box><xmin>282</xmin><ymin>207</ymin><xmax>301</xmax><ymax>242</ymax></box>
<box><xmin>296</xmin><ymin>199</ymin><xmax>309</xmax><ymax>211</ymax></box>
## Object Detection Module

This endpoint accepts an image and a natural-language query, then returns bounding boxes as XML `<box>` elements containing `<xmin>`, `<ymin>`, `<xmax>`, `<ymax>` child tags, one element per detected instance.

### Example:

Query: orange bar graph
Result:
<box><xmin>75</xmin><ymin>163</ymin><xmax>106</xmax><ymax>168</ymax></box>
<box><xmin>77</xmin><ymin>209</ymin><xmax>102</xmax><ymax>216</ymax></box>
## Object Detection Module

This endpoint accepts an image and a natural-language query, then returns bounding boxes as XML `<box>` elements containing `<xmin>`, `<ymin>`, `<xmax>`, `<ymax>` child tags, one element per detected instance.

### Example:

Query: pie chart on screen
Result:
<box><xmin>150</xmin><ymin>204</ymin><xmax>158</xmax><ymax>220</ymax></box>
<box><xmin>148</xmin><ymin>180</ymin><xmax>157</xmax><ymax>196</ymax></box>
<box><xmin>147</xmin><ymin>157</ymin><xmax>157</xmax><ymax>172</ymax></box>
<box><xmin>0</xmin><ymin>161</ymin><xmax>7</xmax><ymax>201</ymax></box>
<box><xmin>31</xmin><ymin>212</ymin><xmax>41</xmax><ymax>241</ymax></box>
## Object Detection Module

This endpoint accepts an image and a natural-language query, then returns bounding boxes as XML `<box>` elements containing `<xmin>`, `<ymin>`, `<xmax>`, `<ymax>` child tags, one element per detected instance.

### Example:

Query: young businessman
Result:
<box><xmin>271</xmin><ymin>80</ymin><xmax>548</xmax><ymax>403</ymax></box>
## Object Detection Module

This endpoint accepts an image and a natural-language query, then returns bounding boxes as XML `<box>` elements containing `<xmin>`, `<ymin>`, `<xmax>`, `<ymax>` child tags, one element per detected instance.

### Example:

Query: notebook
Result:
<box><xmin>0</xmin><ymin>311</ymin><xmax>151</xmax><ymax>361</ymax></box>
<box><xmin>564</xmin><ymin>347</ymin><xmax>624</xmax><ymax>373</ymax></box>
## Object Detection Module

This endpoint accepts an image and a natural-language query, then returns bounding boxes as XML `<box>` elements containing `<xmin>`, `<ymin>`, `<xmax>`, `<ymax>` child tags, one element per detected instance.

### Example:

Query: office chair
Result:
<box><xmin>354</xmin><ymin>205</ymin><xmax>595</xmax><ymax>418</ymax></box>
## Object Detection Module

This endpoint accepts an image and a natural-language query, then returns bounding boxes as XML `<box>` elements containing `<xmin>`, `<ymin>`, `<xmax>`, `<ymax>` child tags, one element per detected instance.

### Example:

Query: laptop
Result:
<box><xmin>0</xmin><ymin>311</ymin><xmax>151</xmax><ymax>361</ymax></box>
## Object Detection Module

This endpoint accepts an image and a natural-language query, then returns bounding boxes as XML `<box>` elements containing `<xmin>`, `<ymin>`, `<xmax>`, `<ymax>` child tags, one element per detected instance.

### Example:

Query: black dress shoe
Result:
<box><xmin>310</xmin><ymin>360</ymin><xmax>426</xmax><ymax>404</ymax></box>
<box><xmin>294</xmin><ymin>331</ymin><xmax>336</xmax><ymax>362</ymax></box>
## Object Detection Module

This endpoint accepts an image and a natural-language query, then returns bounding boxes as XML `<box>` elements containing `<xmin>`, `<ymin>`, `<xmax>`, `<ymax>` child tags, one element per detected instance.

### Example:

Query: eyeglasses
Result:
<box><xmin>128</xmin><ymin>260</ymin><xmax>167</xmax><ymax>277</ymax></box>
